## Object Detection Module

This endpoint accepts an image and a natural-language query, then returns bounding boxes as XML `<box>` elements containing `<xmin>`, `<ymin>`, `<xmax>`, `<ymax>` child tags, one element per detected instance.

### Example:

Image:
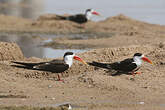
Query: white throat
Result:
<box><xmin>85</xmin><ymin>12</ymin><xmax>92</xmax><ymax>20</ymax></box>
<box><xmin>64</xmin><ymin>55</ymin><xmax>74</xmax><ymax>67</ymax></box>
<box><xmin>68</xmin><ymin>104</ymin><xmax>72</xmax><ymax>110</ymax></box>
<box><xmin>133</xmin><ymin>56</ymin><xmax>142</xmax><ymax>67</ymax></box>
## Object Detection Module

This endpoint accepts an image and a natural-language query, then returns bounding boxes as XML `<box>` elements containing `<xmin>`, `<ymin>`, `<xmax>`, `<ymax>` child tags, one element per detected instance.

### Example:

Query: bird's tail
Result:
<box><xmin>11</xmin><ymin>61</ymin><xmax>37</xmax><ymax>67</ymax></box>
<box><xmin>56</xmin><ymin>15</ymin><xmax>67</xmax><ymax>20</ymax></box>
<box><xmin>88</xmin><ymin>61</ymin><xmax>111</xmax><ymax>69</ymax></box>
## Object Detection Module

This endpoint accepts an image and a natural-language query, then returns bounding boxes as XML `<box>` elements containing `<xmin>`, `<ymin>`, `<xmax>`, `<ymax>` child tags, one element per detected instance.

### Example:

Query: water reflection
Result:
<box><xmin>0</xmin><ymin>33</ymin><xmax>86</xmax><ymax>58</ymax></box>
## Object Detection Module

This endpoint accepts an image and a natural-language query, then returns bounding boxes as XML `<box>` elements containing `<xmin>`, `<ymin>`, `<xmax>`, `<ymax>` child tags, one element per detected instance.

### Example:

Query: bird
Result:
<box><xmin>12</xmin><ymin>52</ymin><xmax>87</xmax><ymax>82</ymax></box>
<box><xmin>56</xmin><ymin>9</ymin><xmax>100</xmax><ymax>26</ymax></box>
<box><xmin>88</xmin><ymin>53</ymin><xmax>152</xmax><ymax>76</ymax></box>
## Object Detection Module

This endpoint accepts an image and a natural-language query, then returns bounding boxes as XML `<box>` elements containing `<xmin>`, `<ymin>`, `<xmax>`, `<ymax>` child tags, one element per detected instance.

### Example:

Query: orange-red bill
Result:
<box><xmin>74</xmin><ymin>56</ymin><xmax>87</xmax><ymax>65</ymax></box>
<box><xmin>142</xmin><ymin>56</ymin><xmax>152</xmax><ymax>64</ymax></box>
<box><xmin>92</xmin><ymin>11</ymin><xmax>100</xmax><ymax>16</ymax></box>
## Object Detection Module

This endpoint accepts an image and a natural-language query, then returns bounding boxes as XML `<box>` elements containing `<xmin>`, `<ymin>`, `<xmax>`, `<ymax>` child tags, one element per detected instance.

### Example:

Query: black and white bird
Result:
<box><xmin>12</xmin><ymin>52</ymin><xmax>87</xmax><ymax>81</ymax></box>
<box><xmin>88</xmin><ymin>53</ymin><xmax>152</xmax><ymax>75</ymax></box>
<box><xmin>56</xmin><ymin>9</ymin><xmax>100</xmax><ymax>25</ymax></box>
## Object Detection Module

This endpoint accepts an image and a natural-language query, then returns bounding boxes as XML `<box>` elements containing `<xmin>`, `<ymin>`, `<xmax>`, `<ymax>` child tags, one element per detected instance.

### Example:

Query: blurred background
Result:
<box><xmin>0</xmin><ymin>0</ymin><xmax>164</xmax><ymax>58</ymax></box>
<box><xmin>0</xmin><ymin>0</ymin><xmax>165</xmax><ymax>24</ymax></box>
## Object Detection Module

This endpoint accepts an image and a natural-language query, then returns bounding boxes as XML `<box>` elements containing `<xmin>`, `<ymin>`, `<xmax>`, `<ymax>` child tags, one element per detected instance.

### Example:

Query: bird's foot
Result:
<box><xmin>78</xmin><ymin>24</ymin><xmax>85</xmax><ymax>29</ymax></box>
<box><xmin>131</xmin><ymin>72</ymin><xmax>135</xmax><ymax>76</ymax></box>
<box><xmin>57</xmin><ymin>79</ymin><xmax>65</xmax><ymax>83</ymax></box>
<box><xmin>131</xmin><ymin>72</ymin><xmax>141</xmax><ymax>76</ymax></box>
<box><xmin>57</xmin><ymin>74</ymin><xmax>65</xmax><ymax>83</ymax></box>
<box><xmin>135</xmin><ymin>72</ymin><xmax>141</xmax><ymax>74</ymax></box>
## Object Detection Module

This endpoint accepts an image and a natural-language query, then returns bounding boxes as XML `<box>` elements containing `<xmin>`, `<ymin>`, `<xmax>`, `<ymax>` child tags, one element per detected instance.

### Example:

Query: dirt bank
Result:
<box><xmin>0</xmin><ymin>43</ymin><xmax>165</xmax><ymax>109</ymax></box>
<box><xmin>0</xmin><ymin>13</ymin><xmax>165</xmax><ymax>110</ymax></box>
<box><xmin>0</xmin><ymin>42</ymin><xmax>24</xmax><ymax>61</ymax></box>
<box><xmin>40</xmin><ymin>14</ymin><xmax>165</xmax><ymax>49</ymax></box>
<box><xmin>1</xmin><ymin>14</ymin><xmax>165</xmax><ymax>35</ymax></box>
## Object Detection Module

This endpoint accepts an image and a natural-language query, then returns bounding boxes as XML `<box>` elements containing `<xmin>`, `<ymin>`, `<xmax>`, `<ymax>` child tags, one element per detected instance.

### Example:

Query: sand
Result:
<box><xmin>0</xmin><ymin>14</ymin><xmax>165</xmax><ymax>110</ymax></box>
<box><xmin>0</xmin><ymin>44</ymin><xmax>165</xmax><ymax>110</ymax></box>
<box><xmin>0</xmin><ymin>42</ymin><xmax>24</xmax><ymax>61</ymax></box>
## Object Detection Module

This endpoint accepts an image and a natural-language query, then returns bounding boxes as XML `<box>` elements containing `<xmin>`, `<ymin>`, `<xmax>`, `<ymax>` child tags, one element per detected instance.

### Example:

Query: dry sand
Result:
<box><xmin>0</xmin><ymin>42</ymin><xmax>24</xmax><ymax>61</ymax></box>
<box><xmin>0</xmin><ymin>44</ymin><xmax>165</xmax><ymax>110</ymax></box>
<box><xmin>0</xmin><ymin>14</ymin><xmax>165</xmax><ymax>110</ymax></box>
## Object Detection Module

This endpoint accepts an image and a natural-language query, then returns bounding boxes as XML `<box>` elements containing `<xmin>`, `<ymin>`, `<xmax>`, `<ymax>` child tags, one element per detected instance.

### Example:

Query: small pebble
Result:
<box><xmin>139</xmin><ymin>101</ymin><xmax>144</xmax><ymax>104</ymax></box>
<box><xmin>48</xmin><ymin>85</ymin><xmax>52</xmax><ymax>88</ymax></box>
<box><xmin>130</xmin><ymin>78</ymin><xmax>135</xmax><ymax>81</ymax></box>
<box><xmin>88</xmin><ymin>85</ymin><xmax>92</xmax><ymax>88</ymax></box>
<box><xmin>21</xmin><ymin>98</ymin><xmax>26</xmax><ymax>101</ymax></box>
<box><xmin>51</xmin><ymin>97</ymin><xmax>55</xmax><ymax>100</ymax></box>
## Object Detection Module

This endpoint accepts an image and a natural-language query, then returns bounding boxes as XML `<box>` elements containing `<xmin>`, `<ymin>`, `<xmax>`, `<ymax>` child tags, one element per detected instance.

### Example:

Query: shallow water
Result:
<box><xmin>0</xmin><ymin>33</ymin><xmax>87</xmax><ymax>58</ymax></box>
<box><xmin>0</xmin><ymin>0</ymin><xmax>165</xmax><ymax>58</ymax></box>
<box><xmin>0</xmin><ymin>0</ymin><xmax>165</xmax><ymax>24</ymax></box>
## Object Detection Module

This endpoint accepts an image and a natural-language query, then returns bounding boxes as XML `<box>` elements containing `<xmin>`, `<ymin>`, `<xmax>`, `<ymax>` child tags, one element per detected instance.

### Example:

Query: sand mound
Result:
<box><xmin>32</xmin><ymin>13</ymin><xmax>165</xmax><ymax>36</ymax></box>
<box><xmin>67</xmin><ymin>45</ymin><xmax>155</xmax><ymax>75</ymax></box>
<box><xmin>37</xmin><ymin>14</ymin><xmax>70</xmax><ymax>21</ymax></box>
<box><xmin>0</xmin><ymin>14</ymin><xmax>165</xmax><ymax>109</ymax></box>
<box><xmin>0</xmin><ymin>14</ymin><xmax>32</xmax><ymax>33</ymax></box>
<box><xmin>0</xmin><ymin>42</ymin><xmax>24</xmax><ymax>61</ymax></box>
<box><xmin>11</xmin><ymin>45</ymin><xmax>155</xmax><ymax>80</ymax></box>
<box><xmin>0</xmin><ymin>14</ymin><xmax>165</xmax><ymax>35</ymax></box>
<box><xmin>0</xmin><ymin>45</ymin><xmax>165</xmax><ymax>109</ymax></box>
<box><xmin>0</xmin><ymin>15</ymin><xmax>30</xmax><ymax>26</ymax></box>
<box><xmin>31</xmin><ymin>13</ymin><xmax>83</xmax><ymax>34</ymax></box>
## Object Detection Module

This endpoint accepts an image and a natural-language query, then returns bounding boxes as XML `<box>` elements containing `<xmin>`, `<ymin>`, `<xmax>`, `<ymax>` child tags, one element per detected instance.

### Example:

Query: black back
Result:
<box><xmin>88</xmin><ymin>58</ymin><xmax>138</xmax><ymax>73</ymax></box>
<box><xmin>12</xmin><ymin>59</ymin><xmax>69</xmax><ymax>73</ymax></box>
<box><xmin>68</xmin><ymin>14</ymin><xmax>88</xmax><ymax>24</ymax></box>
<box><xmin>110</xmin><ymin>58</ymin><xmax>137</xmax><ymax>72</ymax></box>
<box><xmin>33</xmin><ymin>60</ymin><xmax>69</xmax><ymax>73</ymax></box>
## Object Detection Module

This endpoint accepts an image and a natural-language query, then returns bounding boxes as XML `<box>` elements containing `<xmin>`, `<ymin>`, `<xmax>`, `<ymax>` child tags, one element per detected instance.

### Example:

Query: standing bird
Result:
<box><xmin>12</xmin><ymin>52</ymin><xmax>87</xmax><ymax>82</ymax></box>
<box><xmin>88</xmin><ymin>53</ymin><xmax>152</xmax><ymax>76</ymax></box>
<box><xmin>56</xmin><ymin>9</ymin><xmax>100</xmax><ymax>26</ymax></box>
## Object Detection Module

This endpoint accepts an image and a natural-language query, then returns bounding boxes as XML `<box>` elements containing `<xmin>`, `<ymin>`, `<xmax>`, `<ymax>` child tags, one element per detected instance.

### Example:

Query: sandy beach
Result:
<box><xmin>0</xmin><ymin>13</ymin><xmax>165</xmax><ymax>110</ymax></box>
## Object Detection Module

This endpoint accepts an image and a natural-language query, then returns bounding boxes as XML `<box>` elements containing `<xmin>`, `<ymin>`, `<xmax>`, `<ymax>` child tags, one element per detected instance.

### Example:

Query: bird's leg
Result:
<box><xmin>61</xmin><ymin>72</ymin><xmax>64</xmax><ymax>77</ymax></box>
<box><xmin>57</xmin><ymin>74</ymin><xmax>64</xmax><ymax>83</ymax></box>
<box><xmin>82</xmin><ymin>23</ymin><xmax>85</xmax><ymax>28</ymax></box>
<box><xmin>79</xmin><ymin>24</ymin><xmax>85</xmax><ymax>28</ymax></box>
<box><xmin>131</xmin><ymin>72</ymin><xmax>136</xmax><ymax>76</ymax></box>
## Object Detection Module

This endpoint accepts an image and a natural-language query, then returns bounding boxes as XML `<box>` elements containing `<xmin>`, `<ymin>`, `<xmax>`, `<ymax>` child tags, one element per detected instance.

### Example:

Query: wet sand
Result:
<box><xmin>0</xmin><ymin>14</ymin><xmax>165</xmax><ymax>110</ymax></box>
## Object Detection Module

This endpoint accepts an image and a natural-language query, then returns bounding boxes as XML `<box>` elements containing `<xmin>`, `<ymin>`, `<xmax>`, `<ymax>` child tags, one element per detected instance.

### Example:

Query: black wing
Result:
<box><xmin>33</xmin><ymin>60</ymin><xmax>69</xmax><ymax>73</ymax></box>
<box><xmin>88</xmin><ymin>61</ymin><xmax>111</xmax><ymax>69</ymax></box>
<box><xmin>56</xmin><ymin>15</ymin><xmax>67</xmax><ymax>20</ymax></box>
<box><xmin>68</xmin><ymin>14</ymin><xmax>87</xmax><ymax>24</ymax></box>
<box><xmin>12</xmin><ymin>60</ymin><xmax>69</xmax><ymax>73</ymax></box>
<box><xmin>111</xmin><ymin>58</ymin><xmax>137</xmax><ymax>72</ymax></box>
<box><xmin>88</xmin><ymin>58</ymin><xmax>137</xmax><ymax>73</ymax></box>
<box><xmin>11</xmin><ymin>61</ymin><xmax>46</xmax><ymax>68</ymax></box>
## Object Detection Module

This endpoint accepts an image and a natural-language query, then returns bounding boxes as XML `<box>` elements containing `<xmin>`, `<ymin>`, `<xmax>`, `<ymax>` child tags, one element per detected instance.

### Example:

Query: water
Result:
<box><xmin>0</xmin><ymin>0</ymin><xmax>165</xmax><ymax>24</ymax></box>
<box><xmin>0</xmin><ymin>0</ymin><xmax>165</xmax><ymax>58</ymax></box>
<box><xmin>0</xmin><ymin>33</ymin><xmax>86</xmax><ymax>58</ymax></box>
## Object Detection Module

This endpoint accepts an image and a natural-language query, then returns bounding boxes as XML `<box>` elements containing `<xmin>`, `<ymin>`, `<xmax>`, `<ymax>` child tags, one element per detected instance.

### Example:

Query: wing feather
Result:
<box><xmin>34</xmin><ymin>60</ymin><xmax>69</xmax><ymax>73</ymax></box>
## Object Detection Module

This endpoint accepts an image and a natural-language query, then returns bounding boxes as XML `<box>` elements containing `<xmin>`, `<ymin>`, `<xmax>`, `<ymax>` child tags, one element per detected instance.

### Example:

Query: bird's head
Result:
<box><xmin>63</xmin><ymin>52</ymin><xmax>87</xmax><ymax>67</ymax></box>
<box><xmin>85</xmin><ymin>9</ymin><xmax>100</xmax><ymax>20</ymax></box>
<box><xmin>133</xmin><ymin>53</ymin><xmax>152</xmax><ymax>66</ymax></box>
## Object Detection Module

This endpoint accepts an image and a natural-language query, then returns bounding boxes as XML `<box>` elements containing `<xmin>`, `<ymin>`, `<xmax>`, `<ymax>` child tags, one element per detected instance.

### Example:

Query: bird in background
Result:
<box><xmin>12</xmin><ymin>52</ymin><xmax>87</xmax><ymax>82</ymax></box>
<box><xmin>88</xmin><ymin>53</ymin><xmax>152</xmax><ymax>76</ymax></box>
<box><xmin>56</xmin><ymin>8</ymin><xmax>100</xmax><ymax>27</ymax></box>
